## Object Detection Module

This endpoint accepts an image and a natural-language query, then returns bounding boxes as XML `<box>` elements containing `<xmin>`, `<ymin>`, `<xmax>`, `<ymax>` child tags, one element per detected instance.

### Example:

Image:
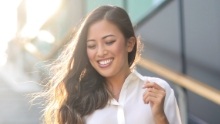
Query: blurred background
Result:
<box><xmin>0</xmin><ymin>0</ymin><xmax>219</xmax><ymax>124</ymax></box>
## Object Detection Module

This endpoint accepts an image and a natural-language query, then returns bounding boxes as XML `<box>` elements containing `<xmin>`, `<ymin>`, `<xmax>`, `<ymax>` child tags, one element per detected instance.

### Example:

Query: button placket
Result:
<box><xmin>117</xmin><ymin>76</ymin><xmax>131</xmax><ymax>124</ymax></box>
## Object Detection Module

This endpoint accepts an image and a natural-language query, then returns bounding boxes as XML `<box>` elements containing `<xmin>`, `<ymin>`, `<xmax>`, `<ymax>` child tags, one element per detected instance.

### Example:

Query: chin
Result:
<box><xmin>97</xmin><ymin>70</ymin><xmax>114</xmax><ymax>78</ymax></box>
<box><xmin>99</xmin><ymin>72</ymin><xmax>111</xmax><ymax>78</ymax></box>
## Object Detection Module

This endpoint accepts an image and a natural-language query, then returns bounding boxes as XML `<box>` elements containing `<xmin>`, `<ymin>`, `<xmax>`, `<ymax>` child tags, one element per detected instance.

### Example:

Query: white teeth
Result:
<box><xmin>99</xmin><ymin>59</ymin><xmax>113</xmax><ymax>65</ymax></box>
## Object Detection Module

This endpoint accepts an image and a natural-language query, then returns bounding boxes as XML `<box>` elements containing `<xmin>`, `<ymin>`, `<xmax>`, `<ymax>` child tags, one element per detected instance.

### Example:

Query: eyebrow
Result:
<box><xmin>87</xmin><ymin>34</ymin><xmax>115</xmax><ymax>42</ymax></box>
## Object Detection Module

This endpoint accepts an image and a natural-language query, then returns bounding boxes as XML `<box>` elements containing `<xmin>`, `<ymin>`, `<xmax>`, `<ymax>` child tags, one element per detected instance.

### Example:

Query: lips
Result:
<box><xmin>98</xmin><ymin>58</ymin><xmax>113</xmax><ymax>68</ymax></box>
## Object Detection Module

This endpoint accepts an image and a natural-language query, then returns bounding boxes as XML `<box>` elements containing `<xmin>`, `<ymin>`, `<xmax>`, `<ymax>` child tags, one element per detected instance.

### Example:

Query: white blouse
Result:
<box><xmin>85</xmin><ymin>70</ymin><xmax>182</xmax><ymax>124</ymax></box>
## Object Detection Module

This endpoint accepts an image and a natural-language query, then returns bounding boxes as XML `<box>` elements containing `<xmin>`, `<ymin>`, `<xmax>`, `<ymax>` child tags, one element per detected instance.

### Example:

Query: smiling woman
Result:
<box><xmin>42</xmin><ymin>5</ymin><xmax>182</xmax><ymax>124</ymax></box>
<box><xmin>86</xmin><ymin>20</ymin><xmax>135</xmax><ymax>80</ymax></box>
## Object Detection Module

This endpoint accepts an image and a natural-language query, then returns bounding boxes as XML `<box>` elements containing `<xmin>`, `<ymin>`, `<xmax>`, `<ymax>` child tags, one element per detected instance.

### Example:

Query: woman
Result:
<box><xmin>43</xmin><ymin>5</ymin><xmax>182</xmax><ymax>124</ymax></box>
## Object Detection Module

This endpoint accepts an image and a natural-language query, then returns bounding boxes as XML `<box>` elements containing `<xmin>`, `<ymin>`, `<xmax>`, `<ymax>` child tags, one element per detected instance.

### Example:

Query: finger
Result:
<box><xmin>144</xmin><ymin>93</ymin><xmax>165</xmax><ymax>105</ymax></box>
<box><xmin>149</xmin><ymin>88</ymin><xmax>166</xmax><ymax>96</ymax></box>
<box><xmin>143</xmin><ymin>91</ymin><xmax>158</xmax><ymax>98</ymax></box>
<box><xmin>147</xmin><ymin>88</ymin><xmax>157</xmax><ymax>93</ymax></box>
<box><xmin>143</xmin><ymin>89</ymin><xmax>166</xmax><ymax>104</ymax></box>
<box><xmin>143</xmin><ymin>82</ymin><xmax>157</xmax><ymax>89</ymax></box>
<box><xmin>143</xmin><ymin>94</ymin><xmax>158</xmax><ymax>104</ymax></box>
<box><xmin>144</xmin><ymin>87</ymin><xmax>166</xmax><ymax>98</ymax></box>
<box><xmin>152</xmin><ymin>83</ymin><xmax>165</xmax><ymax>91</ymax></box>
<box><xmin>143</xmin><ymin>88</ymin><xmax>161</xmax><ymax>99</ymax></box>
<box><xmin>143</xmin><ymin>82</ymin><xmax>165</xmax><ymax>92</ymax></box>
<box><xmin>145</xmin><ymin>88</ymin><xmax>157</xmax><ymax>99</ymax></box>
<box><xmin>143</xmin><ymin>92</ymin><xmax>158</xmax><ymax>104</ymax></box>
<box><xmin>142</xmin><ymin>80</ymin><xmax>153</xmax><ymax>89</ymax></box>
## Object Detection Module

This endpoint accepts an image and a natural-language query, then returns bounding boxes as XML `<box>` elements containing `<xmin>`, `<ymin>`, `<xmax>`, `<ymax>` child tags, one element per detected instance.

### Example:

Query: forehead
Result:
<box><xmin>87</xmin><ymin>20</ymin><xmax>123</xmax><ymax>39</ymax></box>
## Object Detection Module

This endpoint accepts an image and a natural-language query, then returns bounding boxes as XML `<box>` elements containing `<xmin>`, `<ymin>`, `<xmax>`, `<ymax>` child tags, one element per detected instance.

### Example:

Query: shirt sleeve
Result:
<box><xmin>148</xmin><ymin>77</ymin><xmax>182</xmax><ymax>124</ymax></box>
<box><xmin>164</xmin><ymin>87</ymin><xmax>182</xmax><ymax>124</ymax></box>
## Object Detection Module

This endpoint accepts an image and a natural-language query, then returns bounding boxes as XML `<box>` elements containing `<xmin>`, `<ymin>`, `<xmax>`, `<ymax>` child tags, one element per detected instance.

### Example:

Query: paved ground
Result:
<box><xmin>0</xmin><ymin>63</ymin><xmax>43</xmax><ymax>124</ymax></box>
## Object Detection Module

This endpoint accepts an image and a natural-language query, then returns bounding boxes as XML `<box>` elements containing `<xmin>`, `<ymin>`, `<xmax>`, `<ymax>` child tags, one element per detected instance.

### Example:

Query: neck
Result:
<box><xmin>106</xmin><ymin>69</ymin><xmax>131</xmax><ymax>100</ymax></box>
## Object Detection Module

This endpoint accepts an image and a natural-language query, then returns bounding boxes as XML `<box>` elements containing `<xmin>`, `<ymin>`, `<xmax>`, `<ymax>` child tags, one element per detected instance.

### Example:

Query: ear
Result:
<box><xmin>126</xmin><ymin>37</ymin><xmax>136</xmax><ymax>52</ymax></box>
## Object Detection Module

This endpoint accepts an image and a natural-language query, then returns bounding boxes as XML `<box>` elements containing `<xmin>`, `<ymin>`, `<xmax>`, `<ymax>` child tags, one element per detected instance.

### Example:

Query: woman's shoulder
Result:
<box><xmin>133</xmin><ymin>70</ymin><xmax>175</xmax><ymax>103</ymax></box>
<box><xmin>133</xmin><ymin>70</ymin><xmax>172</xmax><ymax>91</ymax></box>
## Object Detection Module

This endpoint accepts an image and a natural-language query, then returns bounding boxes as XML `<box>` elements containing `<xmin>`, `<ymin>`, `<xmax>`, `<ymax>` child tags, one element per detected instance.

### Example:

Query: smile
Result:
<box><xmin>98</xmin><ymin>59</ymin><xmax>113</xmax><ymax>68</ymax></box>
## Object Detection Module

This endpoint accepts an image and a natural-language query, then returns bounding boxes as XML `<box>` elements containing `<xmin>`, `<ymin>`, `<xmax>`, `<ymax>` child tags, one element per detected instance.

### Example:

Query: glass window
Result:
<box><xmin>85</xmin><ymin>0</ymin><xmax>169</xmax><ymax>25</ymax></box>
<box><xmin>85</xmin><ymin>0</ymin><xmax>124</xmax><ymax>14</ymax></box>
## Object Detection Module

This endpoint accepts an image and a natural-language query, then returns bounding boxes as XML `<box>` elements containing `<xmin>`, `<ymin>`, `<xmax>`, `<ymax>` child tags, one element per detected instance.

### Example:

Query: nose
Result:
<box><xmin>97</xmin><ymin>45</ymin><xmax>107</xmax><ymax>57</ymax></box>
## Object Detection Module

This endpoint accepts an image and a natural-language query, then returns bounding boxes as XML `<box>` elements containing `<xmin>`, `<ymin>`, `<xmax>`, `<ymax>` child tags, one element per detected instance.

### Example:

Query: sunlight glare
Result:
<box><xmin>24</xmin><ymin>42</ymin><xmax>37</xmax><ymax>54</ymax></box>
<box><xmin>37</xmin><ymin>30</ymin><xmax>55</xmax><ymax>44</ymax></box>
<box><xmin>20</xmin><ymin>0</ymin><xmax>62</xmax><ymax>38</ymax></box>
<box><xmin>0</xmin><ymin>0</ymin><xmax>21</xmax><ymax>67</ymax></box>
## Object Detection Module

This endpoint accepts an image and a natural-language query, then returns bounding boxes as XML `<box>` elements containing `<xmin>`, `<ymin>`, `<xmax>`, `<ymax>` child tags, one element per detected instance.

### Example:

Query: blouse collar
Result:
<box><xmin>108</xmin><ymin>70</ymin><xmax>138</xmax><ymax>106</ymax></box>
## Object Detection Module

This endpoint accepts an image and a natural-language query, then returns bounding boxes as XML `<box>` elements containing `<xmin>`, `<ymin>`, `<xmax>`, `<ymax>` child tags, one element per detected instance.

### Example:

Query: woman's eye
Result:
<box><xmin>106</xmin><ymin>40</ymin><xmax>115</xmax><ymax>45</ymax></box>
<box><xmin>87</xmin><ymin>44</ymin><xmax>96</xmax><ymax>49</ymax></box>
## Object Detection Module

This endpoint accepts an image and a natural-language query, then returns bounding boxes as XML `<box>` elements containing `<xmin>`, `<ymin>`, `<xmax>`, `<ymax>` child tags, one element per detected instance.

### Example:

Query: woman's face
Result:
<box><xmin>86</xmin><ymin>20</ymin><xmax>134</xmax><ymax>79</ymax></box>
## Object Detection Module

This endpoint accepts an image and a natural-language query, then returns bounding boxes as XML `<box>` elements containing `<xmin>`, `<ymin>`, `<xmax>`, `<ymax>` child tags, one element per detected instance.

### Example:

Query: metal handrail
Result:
<box><xmin>138</xmin><ymin>58</ymin><xmax>220</xmax><ymax>105</ymax></box>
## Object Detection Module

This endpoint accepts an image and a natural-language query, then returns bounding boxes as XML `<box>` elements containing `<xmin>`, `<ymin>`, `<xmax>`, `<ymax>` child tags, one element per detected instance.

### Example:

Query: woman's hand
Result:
<box><xmin>143</xmin><ymin>81</ymin><xmax>169</xmax><ymax>124</ymax></box>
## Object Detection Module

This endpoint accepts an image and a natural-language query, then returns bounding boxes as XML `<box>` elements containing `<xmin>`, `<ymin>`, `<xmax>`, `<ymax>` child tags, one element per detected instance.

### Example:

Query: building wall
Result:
<box><xmin>184</xmin><ymin>0</ymin><xmax>220</xmax><ymax>124</ymax></box>
<box><xmin>136</xmin><ymin>0</ymin><xmax>220</xmax><ymax>123</ymax></box>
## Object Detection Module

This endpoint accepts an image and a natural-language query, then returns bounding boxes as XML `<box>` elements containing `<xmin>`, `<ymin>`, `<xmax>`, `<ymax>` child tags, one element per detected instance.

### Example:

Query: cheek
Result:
<box><xmin>87</xmin><ymin>49</ymin><xmax>95</xmax><ymax>62</ymax></box>
<box><xmin>113</xmin><ymin>41</ymin><xmax>127</xmax><ymax>55</ymax></box>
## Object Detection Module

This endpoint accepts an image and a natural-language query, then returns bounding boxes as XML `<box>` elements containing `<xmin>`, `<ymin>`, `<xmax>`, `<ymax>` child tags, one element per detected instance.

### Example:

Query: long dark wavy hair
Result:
<box><xmin>43</xmin><ymin>5</ymin><xmax>140</xmax><ymax>124</ymax></box>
